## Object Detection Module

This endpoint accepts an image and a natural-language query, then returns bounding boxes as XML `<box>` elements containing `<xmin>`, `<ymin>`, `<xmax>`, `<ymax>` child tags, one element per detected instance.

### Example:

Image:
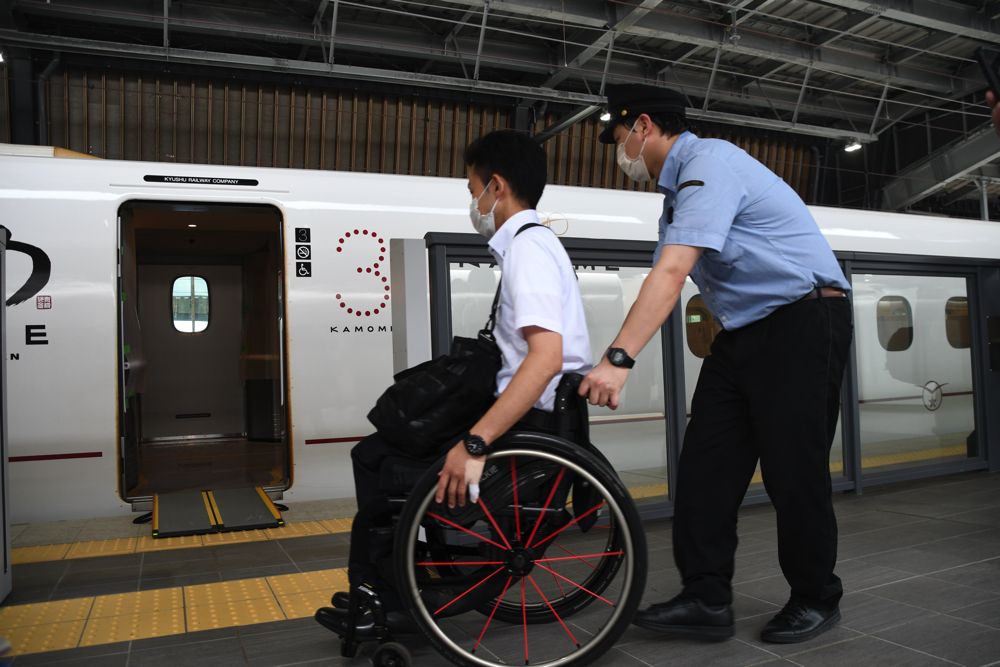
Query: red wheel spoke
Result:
<box><xmin>415</xmin><ymin>561</ymin><xmax>504</xmax><ymax>567</ymax></box>
<box><xmin>472</xmin><ymin>575</ymin><xmax>514</xmax><ymax>653</ymax></box>
<box><xmin>477</xmin><ymin>496</ymin><xmax>512</xmax><ymax>550</ymax></box>
<box><xmin>511</xmin><ymin>457</ymin><xmax>521</xmax><ymax>542</ymax></box>
<box><xmin>432</xmin><ymin>565</ymin><xmax>506</xmax><ymax>617</ymax></box>
<box><xmin>549</xmin><ymin>567</ymin><xmax>566</xmax><ymax>596</ymax></box>
<box><xmin>426</xmin><ymin>512</ymin><xmax>507</xmax><ymax>550</ymax></box>
<box><xmin>535</xmin><ymin>550</ymin><xmax>623</xmax><ymax>564</ymax></box>
<box><xmin>531</xmin><ymin>501</ymin><xmax>605</xmax><ymax>549</ymax></box>
<box><xmin>534</xmin><ymin>562</ymin><xmax>615</xmax><ymax>607</ymax></box>
<box><xmin>528</xmin><ymin>575</ymin><xmax>580</xmax><ymax>649</ymax></box>
<box><xmin>525</xmin><ymin>468</ymin><xmax>567</xmax><ymax>548</ymax></box>
<box><xmin>555</xmin><ymin>544</ymin><xmax>595</xmax><ymax>571</ymax></box>
<box><xmin>521</xmin><ymin>578</ymin><xmax>529</xmax><ymax>665</ymax></box>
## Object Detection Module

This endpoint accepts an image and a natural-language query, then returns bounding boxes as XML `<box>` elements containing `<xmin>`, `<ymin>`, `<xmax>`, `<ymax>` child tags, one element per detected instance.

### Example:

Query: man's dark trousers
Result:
<box><xmin>672</xmin><ymin>296</ymin><xmax>853</xmax><ymax>608</ymax></box>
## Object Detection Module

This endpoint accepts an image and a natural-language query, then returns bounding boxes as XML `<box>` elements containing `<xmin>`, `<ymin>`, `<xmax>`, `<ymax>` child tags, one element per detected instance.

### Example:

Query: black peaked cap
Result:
<box><xmin>599</xmin><ymin>84</ymin><xmax>688</xmax><ymax>144</ymax></box>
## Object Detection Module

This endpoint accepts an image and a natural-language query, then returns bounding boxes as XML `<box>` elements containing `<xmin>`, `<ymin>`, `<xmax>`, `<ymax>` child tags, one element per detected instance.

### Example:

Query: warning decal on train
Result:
<box><xmin>143</xmin><ymin>175</ymin><xmax>259</xmax><ymax>186</ymax></box>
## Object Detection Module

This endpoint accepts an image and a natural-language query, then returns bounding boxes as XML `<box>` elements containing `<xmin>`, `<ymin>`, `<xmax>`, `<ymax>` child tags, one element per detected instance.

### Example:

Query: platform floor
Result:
<box><xmin>2</xmin><ymin>471</ymin><xmax>999</xmax><ymax>666</ymax></box>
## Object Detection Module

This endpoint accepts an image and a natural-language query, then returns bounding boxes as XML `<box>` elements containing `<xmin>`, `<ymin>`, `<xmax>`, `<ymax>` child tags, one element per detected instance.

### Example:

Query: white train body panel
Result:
<box><xmin>0</xmin><ymin>149</ymin><xmax>998</xmax><ymax>522</ymax></box>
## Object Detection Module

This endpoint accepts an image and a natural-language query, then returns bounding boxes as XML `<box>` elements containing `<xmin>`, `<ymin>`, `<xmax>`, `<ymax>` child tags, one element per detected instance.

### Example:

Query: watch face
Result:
<box><xmin>610</xmin><ymin>349</ymin><xmax>624</xmax><ymax>365</ymax></box>
<box><xmin>465</xmin><ymin>436</ymin><xmax>486</xmax><ymax>456</ymax></box>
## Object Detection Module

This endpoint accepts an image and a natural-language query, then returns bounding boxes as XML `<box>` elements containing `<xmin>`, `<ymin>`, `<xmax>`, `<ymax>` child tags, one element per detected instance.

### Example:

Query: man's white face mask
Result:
<box><xmin>469</xmin><ymin>178</ymin><xmax>499</xmax><ymax>239</ymax></box>
<box><xmin>616</xmin><ymin>122</ymin><xmax>651</xmax><ymax>183</ymax></box>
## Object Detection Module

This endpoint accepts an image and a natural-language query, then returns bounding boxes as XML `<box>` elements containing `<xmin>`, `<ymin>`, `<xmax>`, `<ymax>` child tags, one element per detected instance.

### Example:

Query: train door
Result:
<box><xmin>117</xmin><ymin>201</ymin><xmax>288</xmax><ymax>501</ymax></box>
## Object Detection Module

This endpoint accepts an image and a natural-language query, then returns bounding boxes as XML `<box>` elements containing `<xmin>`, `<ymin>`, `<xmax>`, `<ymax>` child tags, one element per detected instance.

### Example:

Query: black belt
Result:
<box><xmin>800</xmin><ymin>286</ymin><xmax>847</xmax><ymax>301</ymax></box>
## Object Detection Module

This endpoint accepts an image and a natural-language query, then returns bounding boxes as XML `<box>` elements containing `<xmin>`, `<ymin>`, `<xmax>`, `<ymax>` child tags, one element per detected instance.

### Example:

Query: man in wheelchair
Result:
<box><xmin>315</xmin><ymin>129</ymin><xmax>595</xmax><ymax>641</ymax></box>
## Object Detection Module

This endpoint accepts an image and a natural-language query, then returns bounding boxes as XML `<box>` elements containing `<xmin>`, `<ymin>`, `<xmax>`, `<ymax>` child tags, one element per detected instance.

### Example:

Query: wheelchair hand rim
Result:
<box><xmin>401</xmin><ymin>447</ymin><xmax>638</xmax><ymax>667</ymax></box>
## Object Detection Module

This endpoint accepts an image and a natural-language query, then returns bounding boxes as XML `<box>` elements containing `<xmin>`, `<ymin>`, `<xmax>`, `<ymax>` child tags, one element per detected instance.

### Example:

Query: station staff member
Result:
<box><xmin>580</xmin><ymin>84</ymin><xmax>853</xmax><ymax>644</ymax></box>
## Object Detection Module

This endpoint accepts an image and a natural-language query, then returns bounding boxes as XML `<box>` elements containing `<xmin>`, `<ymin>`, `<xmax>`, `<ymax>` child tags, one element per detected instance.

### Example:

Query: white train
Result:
<box><xmin>1</xmin><ymin>145</ymin><xmax>997</xmax><ymax>523</ymax></box>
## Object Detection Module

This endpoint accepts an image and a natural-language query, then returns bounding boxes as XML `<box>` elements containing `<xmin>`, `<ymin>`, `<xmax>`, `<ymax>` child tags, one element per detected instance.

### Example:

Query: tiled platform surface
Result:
<box><xmin>5</xmin><ymin>471</ymin><xmax>1000</xmax><ymax>666</ymax></box>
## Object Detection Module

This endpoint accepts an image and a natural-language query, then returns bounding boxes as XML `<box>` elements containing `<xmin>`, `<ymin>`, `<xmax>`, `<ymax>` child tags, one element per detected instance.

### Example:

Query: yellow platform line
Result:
<box><xmin>0</xmin><ymin>567</ymin><xmax>350</xmax><ymax>656</ymax></box>
<box><xmin>10</xmin><ymin>443</ymin><xmax>971</xmax><ymax>566</ymax></box>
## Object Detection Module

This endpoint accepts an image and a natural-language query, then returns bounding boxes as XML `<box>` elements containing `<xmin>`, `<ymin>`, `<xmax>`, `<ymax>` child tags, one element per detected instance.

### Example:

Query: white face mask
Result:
<box><xmin>469</xmin><ymin>179</ymin><xmax>500</xmax><ymax>239</ymax></box>
<box><xmin>616</xmin><ymin>123</ymin><xmax>651</xmax><ymax>183</ymax></box>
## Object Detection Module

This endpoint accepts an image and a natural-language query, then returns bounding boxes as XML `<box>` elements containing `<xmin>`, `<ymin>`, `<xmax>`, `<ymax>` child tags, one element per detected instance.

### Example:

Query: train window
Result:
<box><xmin>685</xmin><ymin>295</ymin><xmax>720</xmax><ymax>358</ymax></box>
<box><xmin>945</xmin><ymin>297</ymin><xmax>971</xmax><ymax>349</ymax></box>
<box><xmin>172</xmin><ymin>276</ymin><xmax>210</xmax><ymax>333</ymax></box>
<box><xmin>876</xmin><ymin>296</ymin><xmax>912</xmax><ymax>351</ymax></box>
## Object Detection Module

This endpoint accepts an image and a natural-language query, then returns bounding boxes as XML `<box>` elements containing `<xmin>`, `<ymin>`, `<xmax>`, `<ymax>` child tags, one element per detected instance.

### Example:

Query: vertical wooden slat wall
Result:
<box><xmin>0</xmin><ymin>66</ymin><xmax>10</xmax><ymax>143</ymax></box>
<box><xmin>35</xmin><ymin>68</ymin><xmax>815</xmax><ymax>200</ymax></box>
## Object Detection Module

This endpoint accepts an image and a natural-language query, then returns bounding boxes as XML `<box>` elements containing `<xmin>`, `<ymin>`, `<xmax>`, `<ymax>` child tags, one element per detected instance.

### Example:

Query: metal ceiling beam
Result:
<box><xmin>541</xmin><ymin>0</ymin><xmax>662</xmax><ymax>89</ymax></box>
<box><xmin>0</xmin><ymin>28</ymin><xmax>878</xmax><ymax>143</ymax></box>
<box><xmin>442</xmin><ymin>0</ymin><xmax>958</xmax><ymax>93</ymax></box>
<box><xmin>888</xmin><ymin>31</ymin><xmax>958</xmax><ymax>66</ymax></box>
<box><xmin>813</xmin><ymin>0</ymin><xmax>1000</xmax><ymax>45</ymax></box>
<box><xmin>534</xmin><ymin>104</ymin><xmax>600</xmax><ymax>141</ymax></box>
<box><xmin>880</xmin><ymin>125</ymin><xmax>1000</xmax><ymax>209</ymax></box>
<box><xmin>2</xmin><ymin>3</ymin><xmax>881</xmax><ymax>123</ymax></box>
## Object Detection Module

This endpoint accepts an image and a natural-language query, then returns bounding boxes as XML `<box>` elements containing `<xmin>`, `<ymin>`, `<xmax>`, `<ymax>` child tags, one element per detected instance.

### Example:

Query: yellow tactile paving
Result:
<box><xmin>79</xmin><ymin>608</ymin><xmax>186</xmax><ymax>646</ymax></box>
<box><xmin>65</xmin><ymin>537</ymin><xmax>138</xmax><ymax>560</ymax></box>
<box><xmin>0</xmin><ymin>597</ymin><xmax>93</xmax><ymax>628</ymax></box>
<box><xmin>11</xmin><ymin>543</ymin><xmax>72</xmax><ymax>564</ymax></box>
<box><xmin>0</xmin><ymin>567</ymin><xmax>350</xmax><ymax>656</ymax></box>
<box><xmin>5</xmin><ymin>619</ymin><xmax>86</xmax><ymax>654</ymax></box>
<box><xmin>185</xmin><ymin>595</ymin><xmax>284</xmax><ymax>632</ymax></box>
<box><xmin>265</xmin><ymin>520</ymin><xmax>329</xmax><ymax>539</ymax></box>
<box><xmin>184</xmin><ymin>578</ymin><xmax>274</xmax><ymax>607</ymax></box>
<box><xmin>201</xmin><ymin>529</ymin><xmax>270</xmax><ymax>546</ymax></box>
<box><xmin>267</xmin><ymin>568</ymin><xmax>350</xmax><ymax>597</ymax></box>
<box><xmin>274</xmin><ymin>589</ymin><xmax>334</xmax><ymax>619</ymax></box>
<box><xmin>320</xmin><ymin>517</ymin><xmax>353</xmax><ymax>534</ymax></box>
<box><xmin>630</xmin><ymin>483</ymin><xmax>668</xmax><ymax>500</ymax></box>
<box><xmin>136</xmin><ymin>534</ymin><xmax>205</xmax><ymax>553</ymax></box>
<box><xmin>90</xmin><ymin>588</ymin><xmax>184</xmax><ymax>619</ymax></box>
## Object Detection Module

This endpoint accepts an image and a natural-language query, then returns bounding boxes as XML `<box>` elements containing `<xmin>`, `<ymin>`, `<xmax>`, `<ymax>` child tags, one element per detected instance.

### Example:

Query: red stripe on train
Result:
<box><xmin>305</xmin><ymin>436</ymin><xmax>364</xmax><ymax>445</ymax></box>
<box><xmin>9</xmin><ymin>452</ymin><xmax>104</xmax><ymax>462</ymax></box>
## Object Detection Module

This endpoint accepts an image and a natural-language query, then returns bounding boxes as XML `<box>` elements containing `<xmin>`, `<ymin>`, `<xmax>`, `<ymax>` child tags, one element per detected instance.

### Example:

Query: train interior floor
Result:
<box><xmin>2</xmin><ymin>471</ymin><xmax>999</xmax><ymax>666</ymax></box>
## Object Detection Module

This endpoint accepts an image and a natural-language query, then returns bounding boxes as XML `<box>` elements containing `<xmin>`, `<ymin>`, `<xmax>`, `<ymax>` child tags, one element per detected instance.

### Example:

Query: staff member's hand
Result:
<box><xmin>579</xmin><ymin>359</ymin><xmax>630</xmax><ymax>409</ymax></box>
<box><xmin>989</xmin><ymin>91</ymin><xmax>1000</xmax><ymax>135</ymax></box>
<box><xmin>436</xmin><ymin>442</ymin><xmax>486</xmax><ymax>508</ymax></box>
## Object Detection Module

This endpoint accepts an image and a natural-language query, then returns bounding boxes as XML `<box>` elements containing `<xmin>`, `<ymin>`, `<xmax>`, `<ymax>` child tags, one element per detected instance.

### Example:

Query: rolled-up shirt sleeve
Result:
<box><xmin>504</xmin><ymin>237</ymin><xmax>565</xmax><ymax>335</ymax></box>
<box><xmin>664</xmin><ymin>154</ymin><xmax>747</xmax><ymax>252</ymax></box>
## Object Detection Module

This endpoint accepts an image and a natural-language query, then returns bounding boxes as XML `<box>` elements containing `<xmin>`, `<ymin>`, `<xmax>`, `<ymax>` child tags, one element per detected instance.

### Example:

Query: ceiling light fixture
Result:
<box><xmin>599</xmin><ymin>111</ymin><xmax>611</xmax><ymax>122</ymax></box>
<box><xmin>187</xmin><ymin>224</ymin><xmax>197</xmax><ymax>228</ymax></box>
<box><xmin>844</xmin><ymin>141</ymin><xmax>862</xmax><ymax>153</ymax></box>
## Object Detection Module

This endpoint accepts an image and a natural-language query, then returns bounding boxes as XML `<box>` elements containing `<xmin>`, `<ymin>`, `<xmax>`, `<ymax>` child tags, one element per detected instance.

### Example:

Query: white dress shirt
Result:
<box><xmin>487</xmin><ymin>209</ymin><xmax>592</xmax><ymax>411</ymax></box>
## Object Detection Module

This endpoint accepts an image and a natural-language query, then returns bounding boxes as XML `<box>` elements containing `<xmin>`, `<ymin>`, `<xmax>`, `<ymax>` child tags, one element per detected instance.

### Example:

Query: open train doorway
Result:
<box><xmin>118</xmin><ymin>201</ymin><xmax>288</xmax><ymax>504</ymax></box>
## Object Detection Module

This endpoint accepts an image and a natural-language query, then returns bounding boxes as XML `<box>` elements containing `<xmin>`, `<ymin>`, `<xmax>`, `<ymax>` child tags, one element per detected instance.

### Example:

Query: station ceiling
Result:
<box><xmin>3</xmin><ymin>0</ymin><xmax>1000</xmax><ymax>213</ymax></box>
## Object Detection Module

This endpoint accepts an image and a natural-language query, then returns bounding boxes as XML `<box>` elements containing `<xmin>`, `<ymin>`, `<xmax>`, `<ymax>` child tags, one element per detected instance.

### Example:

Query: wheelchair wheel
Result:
<box><xmin>394</xmin><ymin>432</ymin><xmax>647</xmax><ymax>667</ymax></box>
<box><xmin>371</xmin><ymin>641</ymin><xmax>412</xmax><ymax>667</ymax></box>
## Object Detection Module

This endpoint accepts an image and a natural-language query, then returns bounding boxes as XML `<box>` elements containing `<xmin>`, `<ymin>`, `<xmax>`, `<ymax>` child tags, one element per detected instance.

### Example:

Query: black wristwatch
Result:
<box><xmin>464</xmin><ymin>433</ymin><xmax>489</xmax><ymax>457</ymax></box>
<box><xmin>606</xmin><ymin>347</ymin><xmax>636</xmax><ymax>369</ymax></box>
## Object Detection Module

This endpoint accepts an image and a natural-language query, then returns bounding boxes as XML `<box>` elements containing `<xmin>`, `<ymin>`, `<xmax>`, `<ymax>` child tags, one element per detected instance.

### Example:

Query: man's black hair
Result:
<box><xmin>646</xmin><ymin>112</ymin><xmax>689</xmax><ymax>137</ymax></box>
<box><xmin>464</xmin><ymin>130</ymin><xmax>547</xmax><ymax>209</ymax></box>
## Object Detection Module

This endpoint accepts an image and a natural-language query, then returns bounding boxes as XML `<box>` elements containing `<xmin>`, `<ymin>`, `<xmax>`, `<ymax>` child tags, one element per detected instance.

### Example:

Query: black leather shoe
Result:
<box><xmin>760</xmin><ymin>599</ymin><xmax>841</xmax><ymax>644</ymax></box>
<box><xmin>632</xmin><ymin>594</ymin><xmax>734</xmax><ymax>640</ymax></box>
<box><xmin>330</xmin><ymin>591</ymin><xmax>350</xmax><ymax>609</ymax></box>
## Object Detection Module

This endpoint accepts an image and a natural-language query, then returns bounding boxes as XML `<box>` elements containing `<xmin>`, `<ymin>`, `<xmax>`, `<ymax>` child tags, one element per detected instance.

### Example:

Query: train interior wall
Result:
<box><xmin>119</xmin><ymin>201</ymin><xmax>288</xmax><ymax>499</ymax></box>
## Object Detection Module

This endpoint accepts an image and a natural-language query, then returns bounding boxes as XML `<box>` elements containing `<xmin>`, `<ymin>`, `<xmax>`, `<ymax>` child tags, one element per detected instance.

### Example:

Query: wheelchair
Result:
<box><xmin>335</xmin><ymin>431</ymin><xmax>648</xmax><ymax>667</ymax></box>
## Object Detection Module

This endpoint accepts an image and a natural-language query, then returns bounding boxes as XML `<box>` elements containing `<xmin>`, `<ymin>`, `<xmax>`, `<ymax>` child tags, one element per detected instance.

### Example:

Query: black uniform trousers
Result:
<box><xmin>347</xmin><ymin>381</ymin><xmax>590</xmax><ymax>610</ymax></box>
<box><xmin>673</xmin><ymin>295</ymin><xmax>853</xmax><ymax>609</ymax></box>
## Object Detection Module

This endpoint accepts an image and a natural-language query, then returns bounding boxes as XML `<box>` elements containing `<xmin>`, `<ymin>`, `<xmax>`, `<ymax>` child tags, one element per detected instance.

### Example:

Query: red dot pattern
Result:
<box><xmin>336</xmin><ymin>228</ymin><xmax>390</xmax><ymax>319</ymax></box>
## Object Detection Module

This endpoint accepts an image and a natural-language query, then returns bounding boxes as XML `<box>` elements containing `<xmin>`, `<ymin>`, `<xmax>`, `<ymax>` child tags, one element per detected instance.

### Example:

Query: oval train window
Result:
<box><xmin>945</xmin><ymin>297</ymin><xmax>970</xmax><ymax>349</ymax></box>
<box><xmin>172</xmin><ymin>276</ymin><xmax>210</xmax><ymax>333</ymax></box>
<box><xmin>876</xmin><ymin>296</ymin><xmax>912</xmax><ymax>352</ymax></box>
<box><xmin>685</xmin><ymin>294</ymin><xmax>721</xmax><ymax>359</ymax></box>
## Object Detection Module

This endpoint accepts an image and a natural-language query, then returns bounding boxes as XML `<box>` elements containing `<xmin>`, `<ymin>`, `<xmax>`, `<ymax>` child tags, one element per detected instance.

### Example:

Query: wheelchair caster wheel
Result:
<box><xmin>372</xmin><ymin>641</ymin><xmax>411</xmax><ymax>667</ymax></box>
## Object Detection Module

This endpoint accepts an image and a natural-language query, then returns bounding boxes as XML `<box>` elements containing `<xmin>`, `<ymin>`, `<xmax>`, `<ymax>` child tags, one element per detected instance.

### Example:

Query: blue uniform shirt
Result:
<box><xmin>655</xmin><ymin>132</ymin><xmax>850</xmax><ymax>330</ymax></box>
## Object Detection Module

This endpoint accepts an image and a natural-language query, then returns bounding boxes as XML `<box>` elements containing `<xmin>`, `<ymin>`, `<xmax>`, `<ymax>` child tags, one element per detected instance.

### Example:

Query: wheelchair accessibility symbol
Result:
<box><xmin>296</xmin><ymin>262</ymin><xmax>312</xmax><ymax>277</ymax></box>
<box><xmin>296</xmin><ymin>245</ymin><xmax>311</xmax><ymax>260</ymax></box>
